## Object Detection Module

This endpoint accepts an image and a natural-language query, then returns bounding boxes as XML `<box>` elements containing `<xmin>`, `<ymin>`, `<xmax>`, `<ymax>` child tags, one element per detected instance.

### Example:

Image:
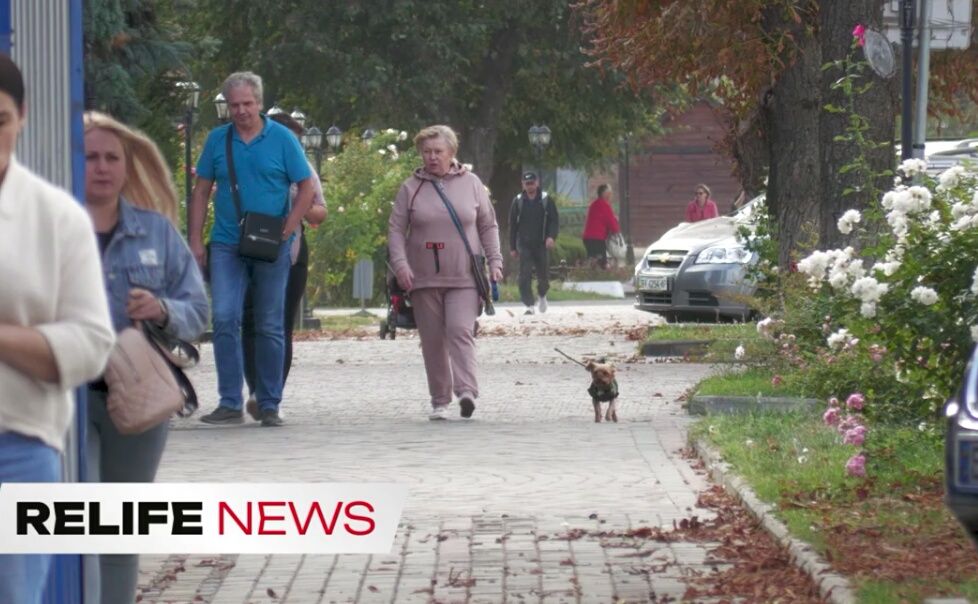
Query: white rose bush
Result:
<box><xmin>795</xmin><ymin>158</ymin><xmax>978</xmax><ymax>421</ymax></box>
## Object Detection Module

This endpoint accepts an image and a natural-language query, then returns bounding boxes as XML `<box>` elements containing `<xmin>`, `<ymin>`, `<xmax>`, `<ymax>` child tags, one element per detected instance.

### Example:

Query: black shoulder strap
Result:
<box><xmin>225</xmin><ymin>127</ymin><xmax>243</xmax><ymax>221</ymax></box>
<box><xmin>430</xmin><ymin>181</ymin><xmax>494</xmax><ymax>315</ymax></box>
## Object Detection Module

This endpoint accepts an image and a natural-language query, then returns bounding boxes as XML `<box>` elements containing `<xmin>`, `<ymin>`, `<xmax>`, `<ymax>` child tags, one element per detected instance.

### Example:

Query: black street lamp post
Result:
<box><xmin>618</xmin><ymin>134</ymin><xmax>634</xmax><ymax>265</ymax></box>
<box><xmin>177</xmin><ymin>81</ymin><xmax>201</xmax><ymax>236</ymax></box>
<box><xmin>900</xmin><ymin>0</ymin><xmax>916</xmax><ymax>160</ymax></box>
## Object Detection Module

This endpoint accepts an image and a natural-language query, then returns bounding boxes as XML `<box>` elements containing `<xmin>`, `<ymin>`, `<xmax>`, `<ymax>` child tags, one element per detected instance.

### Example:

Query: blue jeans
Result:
<box><xmin>210</xmin><ymin>241</ymin><xmax>291</xmax><ymax>412</ymax></box>
<box><xmin>0</xmin><ymin>431</ymin><xmax>61</xmax><ymax>604</ymax></box>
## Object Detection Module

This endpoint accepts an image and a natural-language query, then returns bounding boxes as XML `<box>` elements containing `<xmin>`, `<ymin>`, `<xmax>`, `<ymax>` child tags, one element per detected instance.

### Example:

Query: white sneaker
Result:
<box><xmin>538</xmin><ymin>296</ymin><xmax>548</xmax><ymax>313</ymax></box>
<box><xmin>524</xmin><ymin>306</ymin><xmax>535</xmax><ymax>315</ymax></box>
<box><xmin>428</xmin><ymin>405</ymin><xmax>449</xmax><ymax>421</ymax></box>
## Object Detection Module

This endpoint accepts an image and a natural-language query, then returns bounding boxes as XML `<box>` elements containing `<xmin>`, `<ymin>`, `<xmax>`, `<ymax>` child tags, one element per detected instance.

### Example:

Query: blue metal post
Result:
<box><xmin>42</xmin><ymin>0</ymin><xmax>88</xmax><ymax>602</ymax></box>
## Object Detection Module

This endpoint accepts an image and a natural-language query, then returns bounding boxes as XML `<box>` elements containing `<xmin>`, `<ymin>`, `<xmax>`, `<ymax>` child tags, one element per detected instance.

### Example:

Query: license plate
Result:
<box><xmin>640</xmin><ymin>275</ymin><xmax>668</xmax><ymax>291</ymax></box>
<box><xmin>955</xmin><ymin>436</ymin><xmax>978</xmax><ymax>492</ymax></box>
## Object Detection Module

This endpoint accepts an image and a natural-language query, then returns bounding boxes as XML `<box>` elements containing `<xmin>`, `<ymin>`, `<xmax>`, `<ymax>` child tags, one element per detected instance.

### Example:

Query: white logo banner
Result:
<box><xmin>0</xmin><ymin>483</ymin><xmax>407</xmax><ymax>554</ymax></box>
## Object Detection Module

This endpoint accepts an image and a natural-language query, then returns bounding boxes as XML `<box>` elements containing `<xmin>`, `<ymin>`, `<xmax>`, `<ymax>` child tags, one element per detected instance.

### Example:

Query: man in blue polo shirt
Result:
<box><xmin>188</xmin><ymin>71</ymin><xmax>314</xmax><ymax>427</ymax></box>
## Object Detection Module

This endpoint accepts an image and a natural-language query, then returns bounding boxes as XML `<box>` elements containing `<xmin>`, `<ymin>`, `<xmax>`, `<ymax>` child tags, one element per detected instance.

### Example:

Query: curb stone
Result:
<box><xmin>691</xmin><ymin>437</ymin><xmax>858</xmax><ymax>604</ymax></box>
<box><xmin>641</xmin><ymin>339</ymin><xmax>714</xmax><ymax>357</ymax></box>
<box><xmin>687</xmin><ymin>395</ymin><xmax>820</xmax><ymax>415</ymax></box>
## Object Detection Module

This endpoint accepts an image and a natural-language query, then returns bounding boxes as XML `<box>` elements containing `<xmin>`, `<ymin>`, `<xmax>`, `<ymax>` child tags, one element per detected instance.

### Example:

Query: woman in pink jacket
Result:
<box><xmin>685</xmin><ymin>183</ymin><xmax>719</xmax><ymax>222</ymax></box>
<box><xmin>388</xmin><ymin>125</ymin><xmax>503</xmax><ymax>420</ymax></box>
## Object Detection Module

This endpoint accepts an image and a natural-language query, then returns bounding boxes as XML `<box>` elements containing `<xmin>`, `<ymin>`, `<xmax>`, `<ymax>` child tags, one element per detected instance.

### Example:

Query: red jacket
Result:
<box><xmin>685</xmin><ymin>199</ymin><xmax>719</xmax><ymax>222</ymax></box>
<box><xmin>582</xmin><ymin>197</ymin><xmax>620</xmax><ymax>240</ymax></box>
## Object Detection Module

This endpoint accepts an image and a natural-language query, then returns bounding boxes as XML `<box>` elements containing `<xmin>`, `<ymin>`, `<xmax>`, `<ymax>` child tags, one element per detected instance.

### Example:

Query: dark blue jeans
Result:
<box><xmin>0</xmin><ymin>431</ymin><xmax>61</xmax><ymax>604</ymax></box>
<box><xmin>209</xmin><ymin>241</ymin><xmax>291</xmax><ymax>412</ymax></box>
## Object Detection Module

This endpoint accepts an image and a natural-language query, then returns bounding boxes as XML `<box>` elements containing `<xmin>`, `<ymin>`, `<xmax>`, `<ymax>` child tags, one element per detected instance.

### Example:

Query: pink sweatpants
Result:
<box><xmin>410</xmin><ymin>287</ymin><xmax>481</xmax><ymax>407</ymax></box>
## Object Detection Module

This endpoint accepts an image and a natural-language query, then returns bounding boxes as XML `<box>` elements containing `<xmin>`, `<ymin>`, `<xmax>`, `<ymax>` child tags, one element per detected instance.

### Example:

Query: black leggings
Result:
<box><xmin>243</xmin><ymin>232</ymin><xmax>309</xmax><ymax>395</ymax></box>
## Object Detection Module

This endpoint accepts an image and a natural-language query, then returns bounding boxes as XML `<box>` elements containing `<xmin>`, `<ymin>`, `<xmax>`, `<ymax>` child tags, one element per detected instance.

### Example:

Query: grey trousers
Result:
<box><xmin>411</xmin><ymin>287</ymin><xmax>481</xmax><ymax>407</ymax></box>
<box><xmin>85</xmin><ymin>389</ymin><xmax>169</xmax><ymax>604</ymax></box>
<box><xmin>517</xmin><ymin>243</ymin><xmax>549</xmax><ymax>307</ymax></box>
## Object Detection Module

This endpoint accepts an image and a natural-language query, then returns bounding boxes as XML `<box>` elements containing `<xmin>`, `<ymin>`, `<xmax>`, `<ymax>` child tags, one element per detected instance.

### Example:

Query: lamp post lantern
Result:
<box><xmin>362</xmin><ymin>128</ymin><xmax>376</xmax><ymax>143</ymax></box>
<box><xmin>325</xmin><ymin>125</ymin><xmax>343</xmax><ymax>151</ymax></box>
<box><xmin>267</xmin><ymin>102</ymin><xmax>284</xmax><ymax>116</ymax></box>
<box><xmin>528</xmin><ymin>124</ymin><xmax>551</xmax><ymax>158</ymax></box>
<box><xmin>177</xmin><ymin>80</ymin><xmax>201</xmax><ymax>236</ymax></box>
<box><xmin>304</xmin><ymin>126</ymin><xmax>324</xmax><ymax>176</ymax></box>
<box><xmin>290</xmin><ymin>108</ymin><xmax>307</xmax><ymax>129</ymax></box>
<box><xmin>214</xmin><ymin>92</ymin><xmax>229</xmax><ymax>122</ymax></box>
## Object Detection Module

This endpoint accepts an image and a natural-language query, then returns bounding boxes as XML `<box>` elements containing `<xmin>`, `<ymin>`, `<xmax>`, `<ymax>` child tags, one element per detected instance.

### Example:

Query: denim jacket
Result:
<box><xmin>101</xmin><ymin>199</ymin><xmax>209</xmax><ymax>342</ymax></box>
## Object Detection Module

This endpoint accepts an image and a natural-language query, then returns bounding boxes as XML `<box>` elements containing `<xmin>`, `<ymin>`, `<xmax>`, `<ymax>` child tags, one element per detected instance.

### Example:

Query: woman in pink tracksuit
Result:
<box><xmin>388</xmin><ymin>125</ymin><xmax>504</xmax><ymax>420</ymax></box>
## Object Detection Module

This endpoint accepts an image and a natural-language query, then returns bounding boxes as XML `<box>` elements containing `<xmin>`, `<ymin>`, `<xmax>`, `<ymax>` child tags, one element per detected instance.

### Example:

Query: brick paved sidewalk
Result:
<box><xmin>137</xmin><ymin>305</ymin><xmax>725</xmax><ymax>603</ymax></box>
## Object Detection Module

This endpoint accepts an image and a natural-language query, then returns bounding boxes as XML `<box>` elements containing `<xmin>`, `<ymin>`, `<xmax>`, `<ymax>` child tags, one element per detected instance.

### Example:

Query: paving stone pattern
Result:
<box><xmin>137</xmin><ymin>304</ymin><xmax>727</xmax><ymax>603</ymax></box>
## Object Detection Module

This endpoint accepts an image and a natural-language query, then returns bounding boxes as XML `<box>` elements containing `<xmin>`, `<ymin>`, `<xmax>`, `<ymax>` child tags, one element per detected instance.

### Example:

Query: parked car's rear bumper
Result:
<box><xmin>634</xmin><ymin>263</ymin><xmax>754</xmax><ymax>319</ymax></box>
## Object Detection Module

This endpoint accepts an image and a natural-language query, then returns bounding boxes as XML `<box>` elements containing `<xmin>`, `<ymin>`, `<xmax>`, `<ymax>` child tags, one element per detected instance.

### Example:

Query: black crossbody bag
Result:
<box><xmin>431</xmin><ymin>181</ymin><xmax>495</xmax><ymax>316</ymax></box>
<box><xmin>226</xmin><ymin>128</ymin><xmax>285</xmax><ymax>262</ymax></box>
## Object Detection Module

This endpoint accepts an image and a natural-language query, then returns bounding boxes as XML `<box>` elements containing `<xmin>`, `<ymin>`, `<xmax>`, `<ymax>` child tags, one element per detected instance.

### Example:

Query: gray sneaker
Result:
<box><xmin>200</xmin><ymin>406</ymin><xmax>243</xmax><ymax>425</ymax></box>
<box><xmin>260</xmin><ymin>409</ymin><xmax>284</xmax><ymax>427</ymax></box>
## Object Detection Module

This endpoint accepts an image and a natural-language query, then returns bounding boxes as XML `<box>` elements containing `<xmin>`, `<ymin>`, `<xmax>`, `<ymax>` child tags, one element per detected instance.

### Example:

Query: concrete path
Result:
<box><xmin>136</xmin><ymin>304</ymin><xmax>724</xmax><ymax>603</ymax></box>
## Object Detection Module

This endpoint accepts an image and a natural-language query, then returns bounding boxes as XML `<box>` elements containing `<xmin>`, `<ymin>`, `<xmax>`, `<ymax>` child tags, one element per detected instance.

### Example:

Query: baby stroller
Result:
<box><xmin>379</xmin><ymin>268</ymin><xmax>416</xmax><ymax>340</ymax></box>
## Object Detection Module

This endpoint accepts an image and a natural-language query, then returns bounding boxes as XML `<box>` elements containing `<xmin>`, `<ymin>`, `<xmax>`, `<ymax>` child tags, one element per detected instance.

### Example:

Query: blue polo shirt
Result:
<box><xmin>196</xmin><ymin>117</ymin><xmax>312</xmax><ymax>245</ymax></box>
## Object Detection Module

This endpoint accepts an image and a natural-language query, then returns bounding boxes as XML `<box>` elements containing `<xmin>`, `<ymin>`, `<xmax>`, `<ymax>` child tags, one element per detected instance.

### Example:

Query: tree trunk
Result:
<box><xmin>730</xmin><ymin>108</ymin><xmax>770</xmax><ymax>199</ymax></box>
<box><xmin>762</xmin><ymin>4</ymin><xmax>823</xmax><ymax>267</ymax></box>
<box><xmin>819</xmin><ymin>0</ymin><xmax>898</xmax><ymax>249</ymax></box>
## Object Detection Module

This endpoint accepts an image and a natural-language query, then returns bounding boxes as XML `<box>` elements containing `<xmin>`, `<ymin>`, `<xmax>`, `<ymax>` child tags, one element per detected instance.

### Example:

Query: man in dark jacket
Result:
<box><xmin>509</xmin><ymin>172</ymin><xmax>559</xmax><ymax>314</ymax></box>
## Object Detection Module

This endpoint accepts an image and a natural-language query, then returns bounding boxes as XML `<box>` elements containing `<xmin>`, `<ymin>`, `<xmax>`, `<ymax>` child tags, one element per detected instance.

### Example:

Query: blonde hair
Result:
<box><xmin>695</xmin><ymin>183</ymin><xmax>712</xmax><ymax>197</ymax></box>
<box><xmin>83</xmin><ymin>111</ymin><xmax>179</xmax><ymax>225</ymax></box>
<box><xmin>413</xmin><ymin>124</ymin><xmax>459</xmax><ymax>155</ymax></box>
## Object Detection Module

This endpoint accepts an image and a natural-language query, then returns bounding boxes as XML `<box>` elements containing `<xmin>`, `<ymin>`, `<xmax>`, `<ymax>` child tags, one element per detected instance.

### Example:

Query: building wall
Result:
<box><xmin>598</xmin><ymin>101</ymin><xmax>741</xmax><ymax>248</ymax></box>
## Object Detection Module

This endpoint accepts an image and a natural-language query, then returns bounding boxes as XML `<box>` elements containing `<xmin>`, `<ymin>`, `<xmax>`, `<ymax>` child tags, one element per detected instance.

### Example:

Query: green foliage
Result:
<box><xmin>183</xmin><ymin>0</ymin><xmax>674</xmax><ymax>185</ymax></box>
<box><xmin>550</xmin><ymin>234</ymin><xmax>587</xmax><ymax>266</ymax></box>
<box><xmin>305</xmin><ymin>130</ymin><xmax>419</xmax><ymax>306</ymax></box>
<box><xmin>84</xmin><ymin>0</ymin><xmax>197</xmax><ymax>167</ymax></box>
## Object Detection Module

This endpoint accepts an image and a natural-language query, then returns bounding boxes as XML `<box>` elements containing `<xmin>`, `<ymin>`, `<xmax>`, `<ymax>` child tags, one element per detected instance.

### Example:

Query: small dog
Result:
<box><xmin>586</xmin><ymin>360</ymin><xmax>619</xmax><ymax>423</ymax></box>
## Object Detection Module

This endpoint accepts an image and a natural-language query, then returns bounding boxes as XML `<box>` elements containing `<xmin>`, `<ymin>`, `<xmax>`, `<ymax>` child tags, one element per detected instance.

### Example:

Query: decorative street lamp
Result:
<box><xmin>325</xmin><ymin>125</ymin><xmax>343</xmax><ymax>151</ymax></box>
<box><xmin>528</xmin><ymin>124</ymin><xmax>551</xmax><ymax>158</ymax></box>
<box><xmin>290</xmin><ymin>107</ymin><xmax>307</xmax><ymax>129</ymax></box>
<box><xmin>267</xmin><ymin>103</ymin><xmax>284</xmax><ymax>116</ymax></box>
<box><xmin>361</xmin><ymin>128</ymin><xmax>376</xmax><ymax>143</ymax></box>
<box><xmin>304</xmin><ymin>126</ymin><xmax>324</xmax><ymax>176</ymax></box>
<box><xmin>213</xmin><ymin>92</ymin><xmax>229</xmax><ymax>122</ymax></box>
<box><xmin>176</xmin><ymin>80</ymin><xmax>200</xmax><ymax>236</ymax></box>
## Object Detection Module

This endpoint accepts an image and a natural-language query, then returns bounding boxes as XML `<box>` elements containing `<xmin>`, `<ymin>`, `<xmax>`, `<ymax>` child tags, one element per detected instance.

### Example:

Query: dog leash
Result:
<box><xmin>554</xmin><ymin>347</ymin><xmax>588</xmax><ymax>368</ymax></box>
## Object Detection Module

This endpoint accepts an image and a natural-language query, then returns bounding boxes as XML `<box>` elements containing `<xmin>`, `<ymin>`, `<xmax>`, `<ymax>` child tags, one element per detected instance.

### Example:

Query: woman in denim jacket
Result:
<box><xmin>82</xmin><ymin>111</ymin><xmax>209</xmax><ymax>604</ymax></box>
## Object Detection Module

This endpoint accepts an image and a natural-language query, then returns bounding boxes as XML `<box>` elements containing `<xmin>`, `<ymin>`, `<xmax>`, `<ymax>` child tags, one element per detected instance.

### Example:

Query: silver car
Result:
<box><xmin>633</xmin><ymin>200</ymin><xmax>760</xmax><ymax>322</ymax></box>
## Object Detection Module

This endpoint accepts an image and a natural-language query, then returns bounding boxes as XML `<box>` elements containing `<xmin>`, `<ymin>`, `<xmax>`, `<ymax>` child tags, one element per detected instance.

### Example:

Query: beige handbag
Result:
<box><xmin>103</xmin><ymin>322</ymin><xmax>199</xmax><ymax>435</ymax></box>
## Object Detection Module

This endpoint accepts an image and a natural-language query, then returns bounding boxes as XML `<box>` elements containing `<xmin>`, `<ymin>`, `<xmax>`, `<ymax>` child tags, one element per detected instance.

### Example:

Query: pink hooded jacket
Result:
<box><xmin>388</xmin><ymin>162</ymin><xmax>503</xmax><ymax>290</ymax></box>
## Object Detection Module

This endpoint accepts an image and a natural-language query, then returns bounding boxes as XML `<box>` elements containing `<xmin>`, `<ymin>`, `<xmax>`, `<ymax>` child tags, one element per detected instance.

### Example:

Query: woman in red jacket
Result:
<box><xmin>582</xmin><ymin>183</ymin><xmax>621</xmax><ymax>269</ymax></box>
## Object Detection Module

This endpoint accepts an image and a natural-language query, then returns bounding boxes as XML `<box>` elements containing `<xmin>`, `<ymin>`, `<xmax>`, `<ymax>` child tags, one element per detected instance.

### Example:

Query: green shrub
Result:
<box><xmin>305</xmin><ymin>129</ymin><xmax>419</xmax><ymax>306</ymax></box>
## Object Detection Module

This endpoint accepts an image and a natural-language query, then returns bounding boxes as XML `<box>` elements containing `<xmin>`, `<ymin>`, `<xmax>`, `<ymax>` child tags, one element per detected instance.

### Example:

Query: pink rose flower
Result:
<box><xmin>823</xmin><ymin>407</ymin><xmax>841</xmax><ymax>427</ymax></box>
<box><xmin>771</xmin><ymin>375</ymin><xmax>783</xmax><ymax>387</ymax></box>
<box><xmin>843</xmin><ymin>425</ymin><xmax>867</xmax><ymax>446</ymax></box>
<box><xmin>846</xmin><ymin>393</ymin><xmax>865</xmax><ymax>410</ymax></box>
<box><xmin>846</xmin><ymin>453</ymin><xmax>867</xmax><ymax>477</ymax></box>
<box><xmin>852</xmin><ymin>24</ymin><xmax>866</xmax><ymax>47</ymax></box>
